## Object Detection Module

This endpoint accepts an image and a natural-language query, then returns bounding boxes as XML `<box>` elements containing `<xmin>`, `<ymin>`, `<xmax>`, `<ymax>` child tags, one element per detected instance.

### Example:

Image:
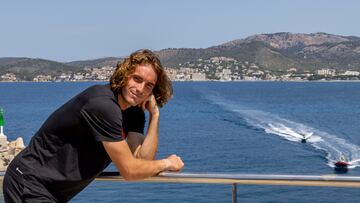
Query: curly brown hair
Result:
<box><xmin>110</xmin><ymin>49</ymin><xmax>173</xmax><ymax>107</ymax></box>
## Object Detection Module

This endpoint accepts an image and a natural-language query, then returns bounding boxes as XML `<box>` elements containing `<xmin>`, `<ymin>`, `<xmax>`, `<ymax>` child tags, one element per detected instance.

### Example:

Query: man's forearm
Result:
<box><xmin>138</xmin><ymin>112</ymin><xmax>159</xmax><ymax>160</ymax></box>
<box><xmin>103</xmin><ymin>140</ymin><xmax>183</xmax><ymax>181</ymax></box>
<box><xmin>122</xmin><ymin>157</ymin><xmax>167</xmax><ymax>180</ymax></box>
<box><xmin>122</xmin><ymin>155</ymin><xmax>183</xmax><ymax>181</ymax></box>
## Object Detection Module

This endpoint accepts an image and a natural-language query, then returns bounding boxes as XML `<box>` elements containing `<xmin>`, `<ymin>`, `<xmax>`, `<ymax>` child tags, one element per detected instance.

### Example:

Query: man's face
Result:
<box><xmin>119</xmin><ymin>64</ymin><xmax>157</xmax><ymax>109</ymax></box>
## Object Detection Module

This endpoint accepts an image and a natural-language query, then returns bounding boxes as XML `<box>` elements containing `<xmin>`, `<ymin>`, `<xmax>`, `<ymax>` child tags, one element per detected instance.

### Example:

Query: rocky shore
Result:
<box><xmin>0</xmin><ymin>136</ymin><xmax>25</xmax><ymax>171</ymax></box>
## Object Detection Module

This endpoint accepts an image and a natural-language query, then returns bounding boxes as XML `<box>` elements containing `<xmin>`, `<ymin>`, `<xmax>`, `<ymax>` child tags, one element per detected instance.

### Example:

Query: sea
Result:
<box><xmin>0</xmin><ymin>81</ymin><xmax>360</xmax><ymax>203</ymax></box>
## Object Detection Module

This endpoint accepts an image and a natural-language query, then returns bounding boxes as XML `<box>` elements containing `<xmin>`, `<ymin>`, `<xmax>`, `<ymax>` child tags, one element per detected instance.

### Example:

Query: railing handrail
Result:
<box><xmin>159</xmin><ymin>172</ymin><xmax>360</xmax><ymax>182</ymax></box>
<box><xmin>1</xmin><ymin>171</ymin><xmax>359</xmax><ymax>203</ymax></box>
<box><xmin>2</xmin><ymin>171</ymin><xmax>360</xmax><ymax>187</ymax></box>
<box><xmin>96</xmin><ymin>171</ymin><xmax>360</xmax><ymax>188</ymax></box>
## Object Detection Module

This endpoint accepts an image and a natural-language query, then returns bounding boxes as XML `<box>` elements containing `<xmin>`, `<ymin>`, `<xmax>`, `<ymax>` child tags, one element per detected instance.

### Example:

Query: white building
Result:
<box><xmin>317</xmin><ymin>69</ymin><xmax>336</xmax><ymax>76</ymax></box>
<box><xmin>191</xmin><ymin>73</ymin><xmax>206</xmax><ymax>81</ymax></box>
<box><xmin>342</xmin><ymin>71</ymin><xmax>360</xmax><ymax>76</ymax></box>
<box><xmin>33</xmin><ymin>75</ymin><xmax>52</xmax><ymax>82</ymax></box>
<box><xmin>1</xmin><ymin>73</ymin><xmax>17</xmax><ymax>81</ymax></box>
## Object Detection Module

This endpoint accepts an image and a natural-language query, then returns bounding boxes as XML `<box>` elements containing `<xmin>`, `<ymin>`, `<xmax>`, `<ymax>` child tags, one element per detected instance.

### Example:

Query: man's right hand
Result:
<box><xmin>163</xmin><ymin>154</ymin><xmax>184</xmax><ymax>171</ymax></box>
<box><xmin>141</xmin><ymin>94</ymin><xmax>159</xmax><ymax>116</ymax></box>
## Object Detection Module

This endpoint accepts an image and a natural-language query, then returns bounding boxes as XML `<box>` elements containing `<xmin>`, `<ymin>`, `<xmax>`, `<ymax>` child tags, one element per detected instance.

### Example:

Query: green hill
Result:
<box><xmin>0</xmin><ymin>57</ymin><xmax>81</xmax><ymax>81</ymax></box>
<box><xmin>158</xmin><ymin>32</ymin><xmax>360</xmax><ymax>72</ymax></box>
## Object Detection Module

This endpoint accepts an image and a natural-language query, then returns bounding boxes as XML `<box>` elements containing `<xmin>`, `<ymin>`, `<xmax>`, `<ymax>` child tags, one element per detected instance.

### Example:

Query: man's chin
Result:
<box><xmin>129</xmin><ymin>100</ymin><xmax>143</xmax><ymax>107</ymax></box>
<box><xmin>125</xmin><ymin>95</ymin><xmax>145</xmax><ymax>107</ymax></box>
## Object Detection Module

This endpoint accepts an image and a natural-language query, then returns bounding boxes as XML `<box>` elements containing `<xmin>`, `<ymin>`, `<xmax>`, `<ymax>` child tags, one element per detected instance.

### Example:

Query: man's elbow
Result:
<box><xmin>117</xmin><ymin>165</ymin><xmax>144</xmax><ymax>181</ymax></box>
<box><xmin>121</xmin><ymin>171</ymin><xmax>143</xmax><ymax>181</ymax></box>
<box><xmin>122</xmin><ymin>174</ymin><xmax>136</xmax><ymax>181</ymax></box>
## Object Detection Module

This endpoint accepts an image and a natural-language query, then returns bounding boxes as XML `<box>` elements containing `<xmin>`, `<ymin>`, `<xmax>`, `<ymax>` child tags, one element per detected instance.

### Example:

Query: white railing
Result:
<box><xmin>1</xmin><ymin>171</ymin><xmax>359</xmax><ymax>203</ymax></box>
<box><xmin>97</xmin><ymin>172</ymin><xmax>360</xmax><ymax>203</ymax></box>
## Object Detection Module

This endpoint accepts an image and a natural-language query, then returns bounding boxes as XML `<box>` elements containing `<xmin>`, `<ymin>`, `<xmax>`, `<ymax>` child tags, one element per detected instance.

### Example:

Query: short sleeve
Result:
<box><xmin>122</xmin><ymin>106</ymin><xmax>145</xmax><ymax>134</ymax></box>
<box><xmin>80</xmin><ymin>98</ymin><xmax>123</xmax><ymax>142</ymax></box>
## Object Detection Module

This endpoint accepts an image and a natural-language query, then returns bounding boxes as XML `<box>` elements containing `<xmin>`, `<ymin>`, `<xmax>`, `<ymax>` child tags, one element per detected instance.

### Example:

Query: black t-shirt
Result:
<box><xmin>12</xmin><ymin>84</ymin><xmax>145</xmax><ymax>202</ymax></box>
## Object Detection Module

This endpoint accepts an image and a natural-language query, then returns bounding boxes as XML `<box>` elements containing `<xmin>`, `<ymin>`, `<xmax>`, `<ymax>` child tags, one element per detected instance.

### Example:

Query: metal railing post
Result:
<box><xmin>232</xmin><ymin>183</ymin><xmax>237</xmax><ymax>203</ymax></box>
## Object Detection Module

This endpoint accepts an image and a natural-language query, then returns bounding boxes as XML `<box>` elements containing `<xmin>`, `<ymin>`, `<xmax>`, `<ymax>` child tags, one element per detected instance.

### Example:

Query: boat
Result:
<box><xmin>334</xmin><ymin>155</ymin><xmax>350</xmax><ymax>172</ymax></box>
<box><xmin>334</xmin><ymin>161</ymin><xmax>350</xmax><ymax>168</ymax></box>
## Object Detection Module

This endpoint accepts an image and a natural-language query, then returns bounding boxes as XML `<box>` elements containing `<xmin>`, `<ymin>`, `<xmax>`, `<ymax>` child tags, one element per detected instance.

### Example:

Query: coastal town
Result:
<box><xmin>1</xmin><ymin>56</ymin><xmax>360</xmax><ymax>82</ymax></box>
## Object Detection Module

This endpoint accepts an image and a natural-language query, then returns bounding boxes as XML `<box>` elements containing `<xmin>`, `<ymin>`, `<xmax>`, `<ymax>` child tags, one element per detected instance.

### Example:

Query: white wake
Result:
<box><xmin>205</xmin><ymin>94</ymin><xmax>360</xmax><ymax>169</ymax></box>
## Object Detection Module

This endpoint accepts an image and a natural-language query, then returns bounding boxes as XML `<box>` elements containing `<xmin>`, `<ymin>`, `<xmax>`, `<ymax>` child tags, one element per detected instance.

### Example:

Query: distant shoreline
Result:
<box><xmin>2</xmin><ymin>80</ymin><xmax>360</xmax><ymax>83</ymax></box>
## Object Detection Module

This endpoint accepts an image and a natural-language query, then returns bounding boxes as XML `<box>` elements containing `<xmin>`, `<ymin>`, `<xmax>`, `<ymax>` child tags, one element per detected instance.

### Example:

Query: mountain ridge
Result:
<box><xmin>2</xmin><ymin>32</ymin><xmax>360</xmax><ymax>80</ymax></box>
<box><xmin>157</xmin><ymin>32</ymin><xmax>360</xmax><ymax>71</ymax></box>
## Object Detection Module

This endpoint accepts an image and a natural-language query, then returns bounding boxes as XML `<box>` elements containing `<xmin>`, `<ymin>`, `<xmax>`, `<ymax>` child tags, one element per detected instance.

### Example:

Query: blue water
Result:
<box><xmin>1</xmin><ymin>81</ymin><xmax>360</xmax><ymax>202</ymax></box>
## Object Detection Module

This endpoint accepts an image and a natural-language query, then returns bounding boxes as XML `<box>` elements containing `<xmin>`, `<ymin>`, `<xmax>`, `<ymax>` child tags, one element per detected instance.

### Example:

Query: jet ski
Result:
<box><xmin>301</xmin><ymin>132</ymin><xmax>313</xmax><ymax>143</ymax></box>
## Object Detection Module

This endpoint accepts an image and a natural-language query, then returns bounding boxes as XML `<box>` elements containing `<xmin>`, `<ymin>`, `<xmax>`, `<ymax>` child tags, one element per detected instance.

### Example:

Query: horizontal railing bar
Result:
<box><xmin>95</xmin><ymin>171</ymin><xmax>360</xmax><ymax>188</ymax></box>
<box><xmin>1</xmin><ymin>171</ymin><xmax>360</xmax><ymax>187</ymax></box>
<box><xmin>158</xmin><ymin>172</ymin><xmax>360</xmax><ymax>182</ymax></box>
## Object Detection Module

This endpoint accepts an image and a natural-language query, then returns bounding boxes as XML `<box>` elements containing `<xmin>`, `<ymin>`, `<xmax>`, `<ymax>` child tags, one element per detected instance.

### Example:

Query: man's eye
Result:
<box><xmin>133</xmin><ymin>76</ymin><xmax>142</xmax><ymax>82</ymax></box>
<box><xmin>146</xmin><ymin>84</ymin><xmax>154</xmax><ymax>90</ymax></box>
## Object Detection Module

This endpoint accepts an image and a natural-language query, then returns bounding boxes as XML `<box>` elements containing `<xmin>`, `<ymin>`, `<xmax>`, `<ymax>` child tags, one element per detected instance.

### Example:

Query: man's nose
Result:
<box><xmin>136</xmin><ymin>82</ymin><xmax>146</xmax><ymax>93</ymax></box>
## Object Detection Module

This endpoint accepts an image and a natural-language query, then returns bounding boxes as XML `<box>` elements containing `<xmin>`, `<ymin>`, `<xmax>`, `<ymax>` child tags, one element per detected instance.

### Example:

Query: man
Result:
<box><xmin>3</xmin><ymin>49</ymin><xmax>184</xmax><ymax>202</ymax></box>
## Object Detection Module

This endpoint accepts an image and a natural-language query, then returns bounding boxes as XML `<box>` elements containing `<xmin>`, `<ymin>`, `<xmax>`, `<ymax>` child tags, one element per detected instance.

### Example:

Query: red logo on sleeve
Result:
<box><xmin>121</xmin><ymin>129</ymin><xmax>127</xmax><ymax>139</ymax></box>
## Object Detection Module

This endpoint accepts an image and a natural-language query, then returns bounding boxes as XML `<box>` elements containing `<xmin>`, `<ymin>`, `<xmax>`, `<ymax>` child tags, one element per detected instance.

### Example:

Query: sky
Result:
<box><xmin>1</xmin><ymin>0</ymin><xmax>360</xmax><ymax>62</ymax></box>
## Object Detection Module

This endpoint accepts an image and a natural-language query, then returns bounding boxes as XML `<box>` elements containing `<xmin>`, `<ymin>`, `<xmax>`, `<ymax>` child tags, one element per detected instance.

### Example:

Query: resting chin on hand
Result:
<box><xmin>132</xmin><ymin>94</ymin><xmax>184</xmax><ymax>173</ymax></box>
<box><xmin>140</xmin><ymin>94</ymin><xmax>159</xmax><ymax>116</ymax></box>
